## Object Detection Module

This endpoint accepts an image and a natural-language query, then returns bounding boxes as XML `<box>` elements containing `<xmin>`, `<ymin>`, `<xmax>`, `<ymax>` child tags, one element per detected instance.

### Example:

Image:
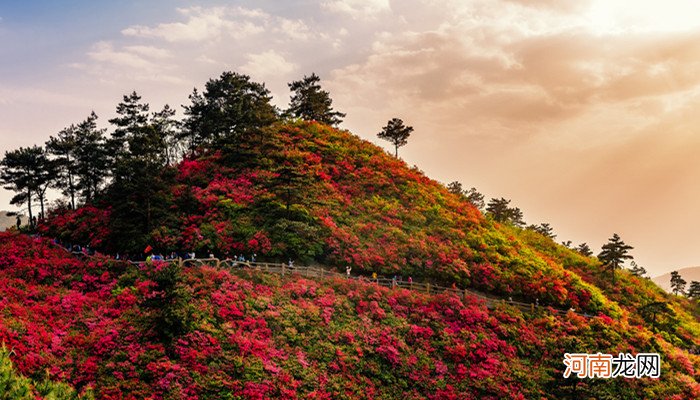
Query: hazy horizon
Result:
<box><xmin>3</xmin><ymin>0</ymin><xmax>700</xmax><ymax>276</ymax></box>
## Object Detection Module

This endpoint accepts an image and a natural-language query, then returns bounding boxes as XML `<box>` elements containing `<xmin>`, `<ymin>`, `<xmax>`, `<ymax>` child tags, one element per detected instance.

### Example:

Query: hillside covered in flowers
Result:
<box><xmin>0</xmin><ymin>232</ymin><xmax>698</xmax><ymax>399</ymax></box>
<box><xmin>2</xmin><ymin>72</ymin><xmax>698</xmax><ymax>397</ymax></box>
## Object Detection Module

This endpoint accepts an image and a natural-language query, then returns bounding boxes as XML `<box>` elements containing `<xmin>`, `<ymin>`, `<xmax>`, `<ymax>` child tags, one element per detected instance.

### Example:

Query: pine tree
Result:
<box><xmin>46</xmin><ymin>125</ymin><xmax>78</xmax><ymax>209</ymax></box>
<box><xmin>107</xmin><ymin>100</ymin><xmax>175</xmax><ymax>252</ymax></box>
<box><xmin>687</xmin><ymin>281</ymin><xmax>700</xmax><ymax>300</ymax></box>
<box><xmin>151</xmin><ymin>104</ymin><xmax>182</xmax><ymax>166</ymax></box>
<box><xmin>486</xmin><ymin>197</ymin><xmax>511</xmax><ymax>223</ymax></box>
<box><xmin>287</xmin><ymin>73</ymin><xmax>345</xmax><ymax>126</ymax></box>
<box><xmin>447</xmin><ymin>181</ymin><xmax>463</xmax><ymax>195</ymax></box>
<box><xmin>529</xmin><ymin>223</ymin><xmax>556</xmax><ymax>239</ymax></box>
<box><xmin>576</xmin><ymin>242</ymin><xmax>593</xmax><ymax>257</ymax></box>
<box><xmin>108</xmin><ymin>91</ymin><xmax>150</xmax><ymax>155</ymax></box>
<box><xmin>182</xmin><ymin>72</ymin><xmax>278</xmax><ymax>149</ymax></box>
<box><xmin>598</xmin><ymin>233</ymin><xmax>633</xmax><ymax>285</ymax></box>
<box><xmin>73</xmin><ymin>112</ymin><xmax>109</xmax><ymax>202</ymax></box>
<box><xmin>670</xmin><ymin>271</ymin><xmax>687</xmax><ymax>296</ymax></box>
<box><xmin>629</xmin><ymin>261</ymin><xmax>647</xmax><ymax>278</ymax></box>
<box><xmin>464</xmin><ymin>187</ymin><xmax>485</xmax><ymax>210</ymax></box>
<box><xmin>377</xmin><ymin>118</ymin><xmax>413</xmax><ymax>157</ymax></box>
<box><xmin>0</xmin><ymin>146</ymin><xmax>54</xmax><ymax>225</ymax></box>
<box><xmin>487</xmin><ymin>198</ymin><xmax>525</xmax><ymax>226</ymax></box>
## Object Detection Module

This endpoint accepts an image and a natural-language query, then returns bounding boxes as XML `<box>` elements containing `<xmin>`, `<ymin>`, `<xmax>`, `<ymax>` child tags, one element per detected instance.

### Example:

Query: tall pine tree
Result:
<box><xmin>598</xmin><ymin>233</ymin><xmax>633</xmax><ymax>285</ymax></box>
<box><xmin>287</xmin><ymin>73</ymin><xmax>345</xmax><ymax>126</ymax></box>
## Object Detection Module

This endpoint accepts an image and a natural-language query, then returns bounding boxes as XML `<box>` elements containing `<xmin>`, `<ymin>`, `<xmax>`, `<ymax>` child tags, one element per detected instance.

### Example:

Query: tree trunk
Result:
<box><xmin>26</xmin><ymin>188</ymin><xmax>33</xmax><ymax>227</ymax></box>
<box><xmin>39</xmin><ymin>193</ymin><xmax>45</xmax><ymax>220</ymax></box>
<box><xmin>69</xmin><ymin>173</ymin><xmax>75</xmax><ymax>210</ymax></box>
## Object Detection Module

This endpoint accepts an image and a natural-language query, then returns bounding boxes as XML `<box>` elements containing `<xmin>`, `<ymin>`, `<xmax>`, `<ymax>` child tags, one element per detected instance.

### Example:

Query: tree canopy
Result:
<box><xmin>670</xmin><ymin>271</ymin><xmax>687</xmax><ymax>296</ymax></box>
<box><xmin>597</xmin><ymin>233</ymin><xmax>633</xmax><ymax>285</ymax></box>
<box><xmin>287</xmin><ymin>73</ymin><xmax>345</xmax><ymax>126</ymax></box>
<box><xmin>377</xmin><ymin>118</ymin><xmax>413</xmax><ymax>157</ymax></box>
<box><xmin>182</xmin><ymin>72</ymin><xmax>278</xmax><ymax>149</ymax></box>
<box><xmin>486</xmin><ymin>197</ymin><xmax>524</xmax><ymax>227</ymax></box>
<box><xmin>0</xmin><ymin>145</ymin><xmax>51</xmax><ymax>224</ymax></box>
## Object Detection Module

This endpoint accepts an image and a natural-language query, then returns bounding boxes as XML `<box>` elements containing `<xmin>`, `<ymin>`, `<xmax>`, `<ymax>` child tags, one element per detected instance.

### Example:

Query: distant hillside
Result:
<box><xmin>654</xmin><ymin>266</ymin><xmax>700</xmax><ymax>292</ymax></box>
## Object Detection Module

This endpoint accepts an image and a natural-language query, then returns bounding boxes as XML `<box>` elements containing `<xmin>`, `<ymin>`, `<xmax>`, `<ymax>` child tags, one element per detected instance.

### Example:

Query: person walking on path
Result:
<box><xmin>372</xmin><ymin>272</ymin><xmax>377</xmax><ymax>283</ymax></box>
<box><xmin>346</xmin><ymin>266</ymin><xmax>352</xmax><ymax>278</ymax></box>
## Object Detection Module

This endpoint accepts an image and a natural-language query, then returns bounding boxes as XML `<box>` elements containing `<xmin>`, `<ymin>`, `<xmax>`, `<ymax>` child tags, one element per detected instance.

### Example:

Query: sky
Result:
<box><xmin>2</xmin><ymin>0</ymin><xmax>700</xmax><ymax>276</ymax></box>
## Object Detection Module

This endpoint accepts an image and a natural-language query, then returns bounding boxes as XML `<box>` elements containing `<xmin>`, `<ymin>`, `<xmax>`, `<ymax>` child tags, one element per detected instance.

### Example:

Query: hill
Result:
<box><xmin>3</xmin><ymin>118</ymin><xmax>693</xmax><ymax>398</ymax></box>
<box><xmin>654</xmin><ymin>267</ymin><xmax>700</xmax><ymax>292</ymax></box>
<box><xmin>0</xmin><ymin>231</ymin><xmax>698</xmax><ymax>399</ymax></box>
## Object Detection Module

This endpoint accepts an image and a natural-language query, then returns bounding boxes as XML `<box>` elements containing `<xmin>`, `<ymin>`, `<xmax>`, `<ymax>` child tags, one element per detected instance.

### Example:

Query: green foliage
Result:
<box><xmin>527</xmin><ymin>223</ymin><xmax>556</xmax><ymax>239</ymax></box>
<box><xmin>138</xmin><ymin>262</ymin><xmax>194</xmax><ymax>346</ymax></box>
<box><xmin>688</xmin><ymin>281</ymin><xmax>700</xmax><ymax>300</ymax></box>
<box><xmin>486</xmin><ymin>197</ymin><xmax>525</xmax><ymax>227</ymax></box>
<box><xmin>598</xmin><ymin>233</ymin><xmax>633</xmax><ymax>285</ymax></box>
<box><xmin>0</xmin><ymin>145</ymin><xmax>55</xmax><ymax>223</ymax></box>
<box><xmin>576</xmin><ymin>242</ymin><xmax>593</xmax><ymax>257</ymax></box>
<box><xmin>287</xmin><ymin>73</ymin><xmax>345</xmax><ymax>126</ymax></box>
<box><xmin>0</xmin><ymin>345</ymin><xmax>92</xmax><ymax>399</ymax></box>
<box><xmin>629</xmin><ymin>260</ymin><xmax>647</xmax><ymax>277</ymax></box>
<box><xmin>46</xmin><ymin>126</ymin><xmax>79</xmax><ymax>210</ymax></box>
<box><xmin>377</xmin><ymin>118</ymin><xmax>413</xmax><ymax>157</ymax></box>
<box><xmin>670</xmin><ymin>271</ymin><xmax>687</xmax><ymax>296</ymax></box>
<box><xmin>182</xmin><ymin>71</ymin><xmax>278</xmax><ymax>149</ymax></box>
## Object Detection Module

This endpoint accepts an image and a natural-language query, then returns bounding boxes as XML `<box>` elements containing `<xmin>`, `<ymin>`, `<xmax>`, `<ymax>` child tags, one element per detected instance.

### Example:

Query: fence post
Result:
<box><xmin>282</xmin><ymin>263</ymin><xmax>286</xmax><ymax>276</ymax></box>
<box><xmin>216</xmin><ymin>258</ymin><xmax>220</xmax><ymax>268</ymax></box>
<box><xmin>426</xmin><ymin>283</ymin><xmax>431</xmax><ymax>294</ymax></box>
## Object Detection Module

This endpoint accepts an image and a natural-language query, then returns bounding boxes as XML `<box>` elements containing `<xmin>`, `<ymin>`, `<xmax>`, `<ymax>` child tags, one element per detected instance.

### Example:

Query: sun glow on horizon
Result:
<box><xmin>585</xmin><ymin>0</ymin><xmax>700</xmax><ymax>35</ymax></box>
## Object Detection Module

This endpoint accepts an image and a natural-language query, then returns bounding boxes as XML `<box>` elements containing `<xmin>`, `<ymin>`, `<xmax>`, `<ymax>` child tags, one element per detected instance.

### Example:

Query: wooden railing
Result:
<box><xmin>170</xmin><ymin>258</ymin><xmax>592</xmax><ymax>318</ymax></box>
<box><xmin>55</xmin><ymin>241</ymin><xmax>592</xmax><ymax>319</ymax></box>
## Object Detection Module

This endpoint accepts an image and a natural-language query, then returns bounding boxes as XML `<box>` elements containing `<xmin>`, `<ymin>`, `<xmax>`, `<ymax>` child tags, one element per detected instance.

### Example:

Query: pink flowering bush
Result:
<box><xmin>0</xmin><ymin>232</ymin><xmax>698</xmax><ymax>398</ymax></box>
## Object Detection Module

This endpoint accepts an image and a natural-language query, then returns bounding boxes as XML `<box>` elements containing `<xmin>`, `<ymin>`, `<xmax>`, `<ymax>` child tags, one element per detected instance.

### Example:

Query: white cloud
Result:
<box><xmin>240</xmin><ymin>50</ymin><xmax>298</xmax><ymax>78</ymax></box>
<box><xmin>322</xmin><ymin>0</ymin><xmax>390</xmax><ymax>19</ymax></box>
<box><xmin>195</xmin><ymin>54</ymin><xmax>218</xmax><ymax>64</ymax></box>
<box><xmin>88</xmin><ymin>41</ymin><xmax>156</xmax><ymax>70</ymax></box>
<box><xmin>83</xmin><ymin>41</ymin><xmax>183</xmax><ymax>84</ymax></box>
<box><xmin>123</xmin><ymin>45</ymin><xmax>172</xmax><ymax>60</ymax></box>
<box><xmin>274</xmin><ymin>19</ymin><xmax>312</xmax><ymax>41</ymax></box>
<box><xmin>121</xmin><ymin>7</ymin><xmax>264</xmax><ymax>42</ymax></box>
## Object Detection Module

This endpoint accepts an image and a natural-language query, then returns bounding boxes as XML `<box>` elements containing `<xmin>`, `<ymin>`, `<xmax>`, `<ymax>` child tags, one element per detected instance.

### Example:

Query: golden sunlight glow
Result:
<box><xmin>586</xmin><ymin>0</ymin><xmax>700</xmax><ymax>34</ymax></box>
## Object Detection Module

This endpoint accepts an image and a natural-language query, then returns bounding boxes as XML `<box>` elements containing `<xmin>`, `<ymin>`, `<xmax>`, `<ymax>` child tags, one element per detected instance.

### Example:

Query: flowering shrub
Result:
<box><xmin>0</xmin><ymin>232</ymin><xmax>698</xmax><ymax>399</ymax></box>
<box><xmin>40</xmin><ymin>205</ymin><xmax>111</xmax><ymax>249</ymax></box>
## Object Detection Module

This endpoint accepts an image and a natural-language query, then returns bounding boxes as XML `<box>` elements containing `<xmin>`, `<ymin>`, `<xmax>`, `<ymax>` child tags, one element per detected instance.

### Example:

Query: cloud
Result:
<box><xmin>322</xmin><ymin>0</ymin><xmax>390</xmax><ymax>19</ymax></box>
<box><xmin>240</xmin><ymin>50</ymin><xmax>298</xmax><ymax>79</ymax></box>
<box><xmin>83</xmin><ymin>41</ymin><xmax>183</xmax><ymax>84</ymax></box>
<box><xmin>330</xmin><ymin>9</ymin><xmax>700</xmax><ymax>141</ymax></box>
<box><xmin>122</xmin><ymin>7</ymin><xmax>264</xmax><ymax>42</ymax></box>
<box><xmin>88</xmin><ymin>41</ymin><xmax>157</xmax><ymax>70</ymax></box>
<box><xmin>274</xmin><ymin>19</ymin><xmax>312</xmax><ymax>41</ymax></box>
<box><xmin>123</xmin><ymin>45</ymin><xmax>173</xmax><ymax>60</ymax></box>
<box><xmin>501</xmin><ymin>0</ymin><xmax>588</xmax><ymax>13</ymax></box>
